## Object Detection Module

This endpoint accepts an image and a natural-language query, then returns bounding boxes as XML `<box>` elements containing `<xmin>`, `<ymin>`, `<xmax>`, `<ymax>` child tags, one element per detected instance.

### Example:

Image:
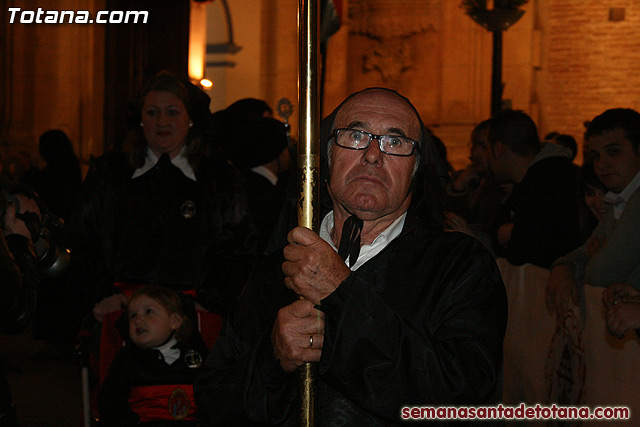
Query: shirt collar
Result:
<box><xmin>609</xmin><ymin>169</ymin><xmax>640</xmax><ymax>203</ymax></box>
<box><xmin>603</xmin><ymin>169</ymin><xmax>640</xmax><ymax>219</ymax></box>
<box><xmin>131</xmin><ymin>146</ymin><xmax>197</xmax><ymax>181</ymax></box>
<box><xmin>604</xmin><ymin>169</ymin><xmax>640</xmax><ymax>206</ymax></box>
<box><xmin>319</xmin><ymin>210</ymin><xmax>407</xmax><ymax>271</ymax></box>
<box><xmin>251</xmin><ymin>165</ymin><xmax>278</xmax><ymax>186</ymax></box>
<box><xmin>154</xmin><ymin>337</ymin><xmax>180</xmax><ymax>365</ymax></box>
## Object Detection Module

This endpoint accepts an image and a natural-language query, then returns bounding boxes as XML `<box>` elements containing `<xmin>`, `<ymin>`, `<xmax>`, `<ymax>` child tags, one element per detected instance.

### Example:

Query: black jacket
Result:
<box><xmin>0</xmin><ymin>234</ymin><xmax>37</xmax><ymax>335</ymax></box>
<box><xmin>241</xmin><ymin>169</ymin><xmax>287</xmax><ymax>254</ymax></box>
<box><xmin>99</xmin><ymin>340</ymin><xmax>209</xmax><ymax>426</ymax></box>
<box><xmin>194</xmin><ymin>213</ymin><xmax>507</xmax><ymax>426</ymax></box>
<box><xmin>66</xmin><ymin>151</ymin><xmax>258</xmax><ymax>316</ymax></box>
<box><xmin>494</xmin><ymin>153</ymin><xmax>582</xmax><ymax>269</ymax></box>
<box><xmin>0</xmin><ymin>233</ymin><xmax>38</xmax><ymax>424</ymax></box>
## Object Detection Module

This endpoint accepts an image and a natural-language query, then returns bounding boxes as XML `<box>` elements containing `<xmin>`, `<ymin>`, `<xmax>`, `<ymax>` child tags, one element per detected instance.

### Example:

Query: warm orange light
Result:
<box><xmin>200</xmin><ymin>78</ymin><xmax>213</xmax><ymax>89</ymax></box>
<box><xmin>188</xmin><ymin>1</ymin><xmax>207</xmax><ymax>81</ymax></box>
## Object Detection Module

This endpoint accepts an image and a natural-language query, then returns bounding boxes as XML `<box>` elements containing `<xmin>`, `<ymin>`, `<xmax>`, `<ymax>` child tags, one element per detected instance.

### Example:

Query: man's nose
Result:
<box><xmin>594</xmin><ymin>157</ymin><xmax>608</xmax><ymax>171</ymax></box>
<box><xmin>362</xmin><ymin>138</ymin><xmax>383</xmax><ymax>164</ymax></box>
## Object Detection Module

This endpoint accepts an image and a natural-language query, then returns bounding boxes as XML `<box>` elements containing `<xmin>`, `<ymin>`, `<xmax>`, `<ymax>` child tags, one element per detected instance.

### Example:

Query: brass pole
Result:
<box><xmin>298</xmin><ymin>0</ymin><xmax>320</xmax><ymax>426</ymax></box>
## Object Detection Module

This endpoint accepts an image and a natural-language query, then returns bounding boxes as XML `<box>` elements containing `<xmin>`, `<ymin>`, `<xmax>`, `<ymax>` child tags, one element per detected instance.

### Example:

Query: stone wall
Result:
<box><xmin>4</xmin><ymin>0</ymin><xmax>640</xmax><ymax>172</ymax></box>
<box><xmin>0</xmin><ymin>0</ymin><xmax>105</xmax><ymax>174</ymax></box>
<box><xmin>322</xmin><ymin>0</ymin><xmax>535</xmax><ymax>170</ymax></box>
<box><xmin>537</xmin><ymin>0</ymin><xmax>640</xmax><ymax>163</ymax></box>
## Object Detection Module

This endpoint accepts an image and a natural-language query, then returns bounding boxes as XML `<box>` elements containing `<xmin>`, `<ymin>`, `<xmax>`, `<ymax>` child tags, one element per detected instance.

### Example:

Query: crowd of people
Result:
<box><xmin>1</xmin><ymin>70</ymin><xmax>639</xmax><ymax>425</ymax></box>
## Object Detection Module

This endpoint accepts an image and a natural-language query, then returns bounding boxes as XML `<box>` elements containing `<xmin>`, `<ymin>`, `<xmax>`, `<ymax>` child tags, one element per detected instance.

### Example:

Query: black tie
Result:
<box><xmin>337</xmin><ymin>215</ymin><xmax>363</xmax><ymax>268</ymax></box>
<box><xmin>155</xmin><ymin>152</ymin><xmax>172</xmax><ymax>169</ymax></box>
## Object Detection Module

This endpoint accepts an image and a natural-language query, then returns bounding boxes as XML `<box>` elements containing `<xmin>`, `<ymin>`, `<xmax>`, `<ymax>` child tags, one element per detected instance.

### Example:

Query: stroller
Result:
<box><xmin>76</xmin><ymin>284</ymin><xmax>223</xmax><ymax>426</ymax></box>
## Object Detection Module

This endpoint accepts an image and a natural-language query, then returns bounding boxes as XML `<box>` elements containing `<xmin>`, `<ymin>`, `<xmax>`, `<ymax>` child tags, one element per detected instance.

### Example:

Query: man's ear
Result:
<box><xmin>170</xmin><ymin>313</ymin><xmax>183</xmax><ymax>331</ymax></box>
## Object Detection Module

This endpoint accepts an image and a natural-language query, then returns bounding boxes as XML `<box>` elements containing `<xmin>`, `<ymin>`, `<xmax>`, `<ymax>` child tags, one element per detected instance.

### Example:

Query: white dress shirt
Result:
<box><xmin>604</xmin><ymin>169</ymin><xmax>640</xmax><ymax>220</ymax></box>
<box><xmin>319</xmin><ymin>210</ymin><xmax>407</xmax><ymax>271</ymax></box>
<box><xmin>154</xmin><ymin>337</ymin><xmax>180</xmax><ymax>365</ymax></box>
<box><xmin>250</xmin><ymin>165</ymin><xmax>278</xmax><ymax>186</ymax></box>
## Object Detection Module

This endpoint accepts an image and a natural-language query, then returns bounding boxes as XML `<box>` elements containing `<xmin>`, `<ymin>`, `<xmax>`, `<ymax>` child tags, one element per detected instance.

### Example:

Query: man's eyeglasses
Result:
<box><xmin>331</xmin><ymin>129</ymin><xmax>419</xmax><ymax>157</ymax></box>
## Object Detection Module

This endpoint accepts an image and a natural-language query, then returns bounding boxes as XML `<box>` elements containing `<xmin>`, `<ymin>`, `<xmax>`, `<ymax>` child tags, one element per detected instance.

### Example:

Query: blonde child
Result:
<box><xmin>98</xmin><ymin>285</ymin><xmax>208</xmax><ymax>426</ymax></box>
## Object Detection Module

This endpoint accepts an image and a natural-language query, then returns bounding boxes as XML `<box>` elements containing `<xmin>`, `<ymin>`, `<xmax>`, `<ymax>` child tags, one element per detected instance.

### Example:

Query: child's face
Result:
<box><xmin>589</xmin><ymin>128</ymin><xmax>640</xmax><ymax>193</ymax></box>
<box><xmin>128</xmin><ymin>295</ymin><xmax>182</xmax><ymax>349</ymax></box>
<box><xmin>584</xmin><ymin>183</ymin><xmax>606</xmax><ymax>220</ymax></box>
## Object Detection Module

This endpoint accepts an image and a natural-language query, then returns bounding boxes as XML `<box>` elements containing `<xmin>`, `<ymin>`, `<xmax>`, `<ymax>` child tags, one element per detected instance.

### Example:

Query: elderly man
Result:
<box><xmin>195</xmin><ymin>88</ymin><xmax>507</xmax><ymax>425</ymax></box>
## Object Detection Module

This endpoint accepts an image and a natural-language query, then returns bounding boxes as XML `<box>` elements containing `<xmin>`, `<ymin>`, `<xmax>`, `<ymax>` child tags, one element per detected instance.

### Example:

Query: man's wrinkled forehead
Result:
<box><xmin>334</xmin><ymin>89</ymin><xmax>421</xmax><ymax>139</ymax></box>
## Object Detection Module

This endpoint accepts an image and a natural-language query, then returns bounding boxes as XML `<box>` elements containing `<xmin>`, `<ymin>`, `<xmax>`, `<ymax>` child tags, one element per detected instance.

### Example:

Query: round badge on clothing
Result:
<box><xmin>180</xmin><ymin>200</ymin><xmax>196</xmax><ymax>219</ymax></box>
<box><xmin>184</xmin><ymin>349</ymin><xmax>203</xmax><ymax>368</ymax></box>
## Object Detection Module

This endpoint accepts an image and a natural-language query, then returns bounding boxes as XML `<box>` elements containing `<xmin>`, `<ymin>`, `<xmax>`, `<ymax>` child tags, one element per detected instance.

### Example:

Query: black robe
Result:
<box><xmin>241</xmin><ymin>169</ymin><xmax>287</xmax><ymax>255</ymax></box>
<box><xmin>194</xmin><ymin>213</ymin><xmax>507</xmax><ymax>426</ymax></box>
<box><xmin>66</xmin><ymin>151</ymin><xmax>258</xmax><ymax>316</ymax></box>
<box><xmin>98</xmin><ymin>340</ymin><xmax>209</xmax><ymax>426</ymax></box>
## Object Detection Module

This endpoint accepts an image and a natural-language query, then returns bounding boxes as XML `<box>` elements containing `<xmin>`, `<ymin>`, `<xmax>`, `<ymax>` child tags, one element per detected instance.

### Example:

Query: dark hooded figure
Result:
<box><xmin>195</xmin><ymin>88</ymin><xmax>507</xmax><ymax>426</ymax></box>
<box><xmin>22</xmin><ymin>130</ymin><xmax>82</xmax><ymax>348</ymax></box>
<box><xmin>212</xmin><ymin>99</ymin><xmax>291</xmax><ymax>253</ymax></box>
<box><xmin>227</xmin><ymin>116</ymin><xmax>291</xmax><ymax>253</ymax></box>
<box><xmin>21</xmin><ymin>129</ymin><xmax>82</xmax><ymax>222</ymax></box>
